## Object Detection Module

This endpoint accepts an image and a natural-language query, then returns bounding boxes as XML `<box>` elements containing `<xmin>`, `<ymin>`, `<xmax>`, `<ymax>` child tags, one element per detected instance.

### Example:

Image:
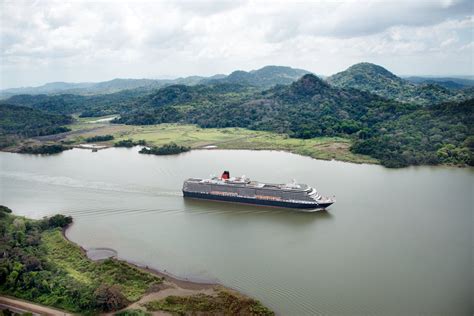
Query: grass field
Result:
<box><xmin>42</xmin><ymin>230</ymin><xmax>162</xmax><ymax>302</ymax></box>
<box><xmin>59</xmin><ymin>118</ymin><xmax>378</xmax><ymax>164</ymax></box>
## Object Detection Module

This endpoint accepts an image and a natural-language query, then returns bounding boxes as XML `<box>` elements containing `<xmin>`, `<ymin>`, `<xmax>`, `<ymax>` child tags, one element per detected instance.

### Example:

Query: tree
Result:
<box><xmin>94</xmin><ymin>284</ymin><xmax>130</xmax><ymax>312</ymax></box>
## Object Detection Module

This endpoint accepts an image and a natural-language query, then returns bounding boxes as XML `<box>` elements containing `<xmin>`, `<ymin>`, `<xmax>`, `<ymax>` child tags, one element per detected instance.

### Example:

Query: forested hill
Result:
<box><xmin>0</xmin><ymin>103</ymin><xmax>73</xmax><ymax>137</ymax></box>
<box><xmin>117</xmin><ymin>74</ymin><xmax>474</xmax><ymax>167</ymax></box>
<box><xmin>2</xmin><ymin>88</ymin><xmax>151</xmax><ymax>117</ymax></box>
<box><xmin>327</xmin><ymin>62</ymin><xmax>473</xmax><ymax>105</ymax></box>
<box><xmin>204</xmin><ymin>66</ymin><xmax>311</xmax><ymax>88</ymax></box>
<box><xmin>187</xmin><ymin>74</ymin><xmax>393</xmax><ymax>136</ymax></box>
<box><xmin>112</xmin><ymin>83</ymin><xmax>258</xmax><ymax>125</ymax></box>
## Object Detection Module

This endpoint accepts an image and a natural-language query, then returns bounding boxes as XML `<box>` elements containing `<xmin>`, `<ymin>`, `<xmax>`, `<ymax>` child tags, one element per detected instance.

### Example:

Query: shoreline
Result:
<box><xmin>1</xmin><ymin>144</ymin><xmax>471</xmax><ymax>169</ymax></box>
<box><xmin>1</xmin><ymin>211</ymin><xmax>273</xmax><ymax>315</ymax></box>
<box><xmin>60</xmin><ymin>224</ymin><xmax>272</xmax><ymax>314</ymax></box>
<box><xmin>0</xmin><ymin>122</ymin><xmax>379</xmax><ymax>165</ymax></box>
<box><xmin>61</xmin><ymin>224</ymin><xmax>226</xmax><ymax>292</ymax></box>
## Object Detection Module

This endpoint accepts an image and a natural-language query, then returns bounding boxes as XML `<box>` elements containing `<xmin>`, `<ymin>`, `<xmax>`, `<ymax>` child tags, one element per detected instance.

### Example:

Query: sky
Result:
<box><xmin>1</xmin><ymin>0</ymin><xmax>473</xmax><ymax>88</ymax></box>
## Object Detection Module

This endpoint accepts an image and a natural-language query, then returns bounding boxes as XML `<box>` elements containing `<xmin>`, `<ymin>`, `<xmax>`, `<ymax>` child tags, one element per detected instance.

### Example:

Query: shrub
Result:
<box><xmin>94</xmin><ymin>284</ymin><xmax>130</xmax><ymax>312</ymax></box>
<box><xmin>113</xmin><ymin>139</ymin><xmax>146</xmax><ymax>148</ymax></box>
<box><xmin>85</xmin><ymin>135</ymin><xmax>114</xmax><ymax>142</ymax></box>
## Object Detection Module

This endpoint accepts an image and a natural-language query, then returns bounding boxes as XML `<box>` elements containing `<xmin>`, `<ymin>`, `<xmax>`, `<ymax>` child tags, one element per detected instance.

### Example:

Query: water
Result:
<box><xmin>1</xmin><ymin>148</ymin><xmax>472</xmax><ymax>315</ymax></box>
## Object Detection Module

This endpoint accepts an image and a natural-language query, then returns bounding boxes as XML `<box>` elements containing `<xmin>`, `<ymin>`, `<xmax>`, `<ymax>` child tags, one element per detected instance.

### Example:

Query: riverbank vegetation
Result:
<box><xmin>18</xmin><ymin>144</ymin><xmax>71</xmax><ymax>155</ymax></box>
<box><xmin>95</xmin><ymin>123</ymin><xmax>376</xmax><ymax>163</ymax></box>
<box><xmin>144</xmin><ymin>292</ymin><xmax>274</xmax><ymax>315</ymax></box>
<box><xmin>114</xmin><ymin>139</ymin><xmax>146</xmax><ymax>148</ymax></box>
<box><xmin>139</xmin><ymin>142</ymin><xmax>190</xmax><ymax>155</ymax></box>
<box><xmin>0</xmin><ymin>207</ymin><xmax>273</xmax><ymax>315</ymax></box>
<box><xmin>0</xmin><ymin>206</ymin><xmax>162</xmax><ymax>313</ymax></box>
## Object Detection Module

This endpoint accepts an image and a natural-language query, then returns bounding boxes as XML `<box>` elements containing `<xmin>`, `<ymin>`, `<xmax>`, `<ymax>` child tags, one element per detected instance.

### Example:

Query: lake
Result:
<box><xmin>1</xmin><ymin>148</ymin><xmax>472</xmax><ymax>315</ymax></box>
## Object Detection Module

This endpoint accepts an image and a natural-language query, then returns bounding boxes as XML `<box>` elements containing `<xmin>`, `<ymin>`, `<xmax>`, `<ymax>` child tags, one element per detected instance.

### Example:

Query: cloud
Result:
<box><xmin>0</xmin><ymin>0</ymin><xmax>472</xmax><ymax>88</ymax></box>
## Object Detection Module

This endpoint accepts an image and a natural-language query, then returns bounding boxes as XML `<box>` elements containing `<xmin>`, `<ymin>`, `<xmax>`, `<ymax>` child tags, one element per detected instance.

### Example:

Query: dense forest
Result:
<box><xmin>0</xmin><ymin>206</ymin><xmax>162</xmax><ymax>313</ymax></box>
<box><xmin>327</xmin><ymin>63</ymin><xmax>473</xmax><ymax>105</ymax></box>
<box><xmin>3</xmin><ymin>88</ymin><xmax>148</xmax><ymax>117</ymax></box>
<box><xmin>18</xmin><ymin>144</ymin><xmax>71</xmax><ymax>155</ymax></box>
<box><xmin>0</xmin><ymin>103</ymin><xmax>72</xmax><ymax>138</ymax></box>
<box><xmin>1</xmin><ymin>63</ymin><xmax>473</xmax><ymax>167</ymax></box>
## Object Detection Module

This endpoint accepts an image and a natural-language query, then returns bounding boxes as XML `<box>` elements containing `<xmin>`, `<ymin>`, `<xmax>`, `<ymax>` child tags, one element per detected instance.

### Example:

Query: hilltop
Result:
<box><xmin>205</xmin><ymin>65</ymin><xmax>311</xmax><ymax>88</ymax></box>
<box><xmin>327</xmin><ymin>62</ymin><xmax>472</xmax><ymax>105</ymax></box>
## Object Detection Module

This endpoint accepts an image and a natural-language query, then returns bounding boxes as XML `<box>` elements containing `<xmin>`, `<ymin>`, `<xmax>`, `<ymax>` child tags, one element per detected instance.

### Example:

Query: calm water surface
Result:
<box><xmin>1</xmin><ymin>148</ymin><xmax>472</xmax><ymax>315</ymax></box>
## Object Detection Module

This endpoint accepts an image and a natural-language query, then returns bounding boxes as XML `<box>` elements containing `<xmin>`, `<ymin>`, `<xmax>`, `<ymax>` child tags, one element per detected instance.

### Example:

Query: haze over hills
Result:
<box><xmin>204</xmin><ymin>66</ymin><xmax>311</xmax><ymax>88</ymax></box>
<box><xmin>3</xmin><ymin>62</ymin><xmax>472</xmax><ymax>102</ymax></box>
<box><xmin>0</xmin><ymin>66</ymin><xmax>310</xmax><ymax>98</ymax></box>
<box><xmin>404</xmin><ymin>76</ymin><xmax>474</xmax><ymax>89</ymax></box>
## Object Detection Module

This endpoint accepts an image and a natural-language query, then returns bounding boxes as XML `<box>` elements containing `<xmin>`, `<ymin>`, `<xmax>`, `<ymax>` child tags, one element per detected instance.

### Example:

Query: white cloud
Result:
<box><xmin>0</xmin><ymin>0</ymin><xmax>473</xmax><ymax>88</ymax></box>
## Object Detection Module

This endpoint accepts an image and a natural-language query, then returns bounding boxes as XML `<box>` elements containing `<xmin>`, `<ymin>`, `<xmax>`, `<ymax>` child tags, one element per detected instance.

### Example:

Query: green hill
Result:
<box><xmin>0</xmin><ymin>103</ymin><xmax>73</xmax><ymax>137</ymax></box>
<box><xmin>206</xmin><ymin>65</ymin><xmax>311</xmax><ymax>88</ymax></box>
<box><xmin>113</xmin><ymin>83</ymin><xmax>257</xmax><ymax>125</ymax></box>
<box><xmin>117</xmin><ymin>74</ymin><xmax>473</xmax><ymax>167</ymax></box>
<box><xmin>2</xmin><ymin>88</ymin><xmax>151</xmax><ymax>117</ymax></box>
<box><xmin>327</xmin><ymin>62</ymin><xmax>472</xmax><ymax>105</ymax></box>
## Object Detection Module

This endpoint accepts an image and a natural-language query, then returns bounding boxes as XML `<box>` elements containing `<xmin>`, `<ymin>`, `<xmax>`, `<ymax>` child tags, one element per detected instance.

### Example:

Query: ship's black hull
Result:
<box><xmin>183</xmin><ymin>191</ymin><xmax>332</xmax><ymax>210</ymax></box>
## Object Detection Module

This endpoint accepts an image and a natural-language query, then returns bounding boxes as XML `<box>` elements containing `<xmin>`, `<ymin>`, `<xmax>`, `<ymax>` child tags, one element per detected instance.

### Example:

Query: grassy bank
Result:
<box><xmin>42</xmin><ymin>230</ymin><xmax>159</xmax><ymax>302</ymax></box>
<box><xmin>61</xmin><ymin>119</ymin><xmax>377</xmax><ymax>164</ymax></box>
<box><xmin>144</xmin><ymin>292</ymin><xmax>273</xmax><ymax>315</ymax></box>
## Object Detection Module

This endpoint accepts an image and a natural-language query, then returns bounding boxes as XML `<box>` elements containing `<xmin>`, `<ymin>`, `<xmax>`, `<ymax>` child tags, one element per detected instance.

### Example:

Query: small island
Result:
<box><xmin>139</xmin><ymin>142</ymin><xmax>191</xmax><ymax>155</ymax></box>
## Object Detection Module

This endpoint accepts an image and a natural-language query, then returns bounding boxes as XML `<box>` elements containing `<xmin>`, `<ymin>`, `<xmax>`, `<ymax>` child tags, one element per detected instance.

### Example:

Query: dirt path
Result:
<box><xmin>121</xmin><ymin>281</ymin><xmax>219</xmax><ymax>315</ymax></box>
<box><xmin>0</xmin><ymin>296</ymin><xmax>72</xmax><ymax>316</ymax></box>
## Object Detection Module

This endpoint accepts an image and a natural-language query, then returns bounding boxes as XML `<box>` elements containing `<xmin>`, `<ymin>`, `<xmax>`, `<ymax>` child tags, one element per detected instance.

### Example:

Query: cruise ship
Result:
<box><xmin>182</xmin><ymin>171</ymin><xmax>335</xmax><ymax>211</ymax></box>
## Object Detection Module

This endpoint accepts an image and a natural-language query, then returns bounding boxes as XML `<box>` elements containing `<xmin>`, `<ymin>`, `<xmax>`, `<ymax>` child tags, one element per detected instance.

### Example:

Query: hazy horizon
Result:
<box><xmin>2</xmin><ymin>62</ymin><xmax>474</xmax><ymax>90</ymax></box>
<box><xmin>1</xmin><ymin>0</ymin><xmax>473</xmax><ymax>89</ymax></box>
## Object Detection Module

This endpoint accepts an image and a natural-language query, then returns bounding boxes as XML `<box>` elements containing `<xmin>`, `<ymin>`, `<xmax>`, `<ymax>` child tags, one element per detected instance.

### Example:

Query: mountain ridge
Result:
<box><xmin>0</xmin><ymin>65</ymin><xmax>311</xmax><ymax>98</ymax></box>
<box><xmin>326</xmin><ymin>62</ymin><xmax>472</xmax><ymax>105</ymax></box>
